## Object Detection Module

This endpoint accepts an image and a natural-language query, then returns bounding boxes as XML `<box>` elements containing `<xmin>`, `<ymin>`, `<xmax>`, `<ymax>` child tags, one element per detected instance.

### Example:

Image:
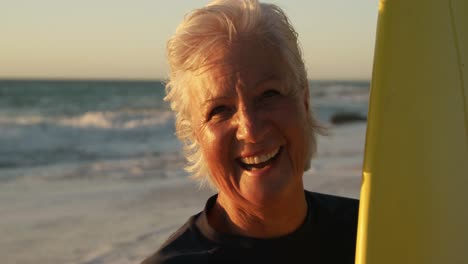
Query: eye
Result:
<box><xmin>261</xmin><ymin>89</ymin><xmax>281</xmax><ymax>99</ymax></box>
<box><xmin>208</xmin><ymin>105</ymin><xmax>230</xmax><ymax>120</ymax></box>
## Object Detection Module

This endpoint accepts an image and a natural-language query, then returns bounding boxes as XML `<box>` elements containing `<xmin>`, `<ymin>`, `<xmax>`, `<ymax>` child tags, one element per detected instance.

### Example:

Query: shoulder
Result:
<box><xmin>140</xmin><ymin>214</ymin><xmax>211</xmax><ymax>264</ymax></box>
<box><xmin>304</xmin><ymin>191</ymin><xmax>359</xmax><ymax>262</ymax></box>
<box><xmin>306</xmin><ymin>191</ymin><xmax>359</xmax><ymax>219</ymax></box>
<box><xmin>305</xmin><ymin>191</ymin><xmax>359</xmax><ymax>238</ymax></box>
<box><xmin>140</xmin><ymin>194</ymin><xmax>222</xmax><ymax>264</ymax></box>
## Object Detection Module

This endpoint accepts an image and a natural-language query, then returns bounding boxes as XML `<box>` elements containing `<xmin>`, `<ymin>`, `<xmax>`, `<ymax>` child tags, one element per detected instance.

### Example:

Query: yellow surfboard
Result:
<box><xmin>356</xmin><ymin>0</ymin><xmax>468</xmax><ymax>263</ymax></box>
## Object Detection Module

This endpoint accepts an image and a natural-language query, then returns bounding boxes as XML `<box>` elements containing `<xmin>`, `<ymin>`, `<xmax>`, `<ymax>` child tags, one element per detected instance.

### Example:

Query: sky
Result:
<box><xmin>0</xmin><ymin>1</ymin><xmax>379</xmax><ymax>80</ymax></box>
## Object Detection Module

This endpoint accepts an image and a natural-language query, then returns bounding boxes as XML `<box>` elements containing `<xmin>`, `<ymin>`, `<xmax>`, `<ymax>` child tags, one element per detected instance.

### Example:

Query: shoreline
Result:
<box><xmin>1</xmin><ymin>123</ymin><xmax>365</xmax><ymax>264</ymax></box>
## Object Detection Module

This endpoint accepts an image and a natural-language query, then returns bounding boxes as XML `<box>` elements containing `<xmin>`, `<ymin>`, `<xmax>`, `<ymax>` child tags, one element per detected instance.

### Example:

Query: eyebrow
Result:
<box><xmin>202</xmin><ymin>96</ymin><xmax>232</xmax><ymax>107</ymax></box>
<box><xmin>201</xmin><ymin>73</ymin><xmax>282</xmax><ymax>106</ymax></box>
<box><xmin>256</xmin><ymin>73</ymin><xmax>281</xmax><ymax>87</ymax></box>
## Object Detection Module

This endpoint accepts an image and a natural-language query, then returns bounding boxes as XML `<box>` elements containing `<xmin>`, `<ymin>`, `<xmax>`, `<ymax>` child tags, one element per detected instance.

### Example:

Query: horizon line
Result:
<box><xmin>0</xmin><ymin>77</ymin><xmax>371</xmax><ymax>82</ymax></box>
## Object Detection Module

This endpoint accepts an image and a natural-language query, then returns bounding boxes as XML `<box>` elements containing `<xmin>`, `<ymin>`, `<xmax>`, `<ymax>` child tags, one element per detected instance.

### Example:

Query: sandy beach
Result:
<box><xmin>0</xmin><ymin>122</ymin><xmax>365</xmax><ymax>264</ymax></box>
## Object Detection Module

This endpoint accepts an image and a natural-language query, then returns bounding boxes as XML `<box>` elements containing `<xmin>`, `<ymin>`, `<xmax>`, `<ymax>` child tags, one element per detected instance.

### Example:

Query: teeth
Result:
<box><xmin>240</xmin><ymin>148</ymin><xmax>279</xmax><ymax>165</ymax></box>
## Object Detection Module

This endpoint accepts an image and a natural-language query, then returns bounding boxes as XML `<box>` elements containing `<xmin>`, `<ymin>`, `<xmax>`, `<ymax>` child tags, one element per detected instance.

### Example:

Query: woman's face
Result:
<box><xmin>189</xmin><ymin>41</ymin><xmax>310</xmax><ymax>205</ymax></box>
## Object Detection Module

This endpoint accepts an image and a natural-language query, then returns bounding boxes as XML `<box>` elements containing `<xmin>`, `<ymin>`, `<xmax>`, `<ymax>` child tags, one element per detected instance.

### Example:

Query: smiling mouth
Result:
<box><xmin>237</xmin><ymin>147</ymin><xmax>282</xmax><ymax>171</ymax></box>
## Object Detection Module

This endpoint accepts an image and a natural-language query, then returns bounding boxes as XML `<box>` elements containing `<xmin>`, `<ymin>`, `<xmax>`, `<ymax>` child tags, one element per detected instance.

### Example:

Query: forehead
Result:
<box><xmin>192</xmin><ymin>40</ymin><xmax>287</xmax><ymax>98</ymax></box>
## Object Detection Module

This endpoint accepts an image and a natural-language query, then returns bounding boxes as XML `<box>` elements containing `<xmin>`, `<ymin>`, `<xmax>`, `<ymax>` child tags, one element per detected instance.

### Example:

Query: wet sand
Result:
<box><xmin>0</xmin><ymin>123</ymin><xmax>365</xmax><ymax>264</ymax></box>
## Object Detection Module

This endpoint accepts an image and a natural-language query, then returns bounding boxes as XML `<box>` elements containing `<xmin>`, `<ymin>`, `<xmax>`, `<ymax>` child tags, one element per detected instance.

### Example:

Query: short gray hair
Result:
<box><xmin>165</xmin><ymin>0</ymin><xmax>320</xmax><ymax>189</ymax></box>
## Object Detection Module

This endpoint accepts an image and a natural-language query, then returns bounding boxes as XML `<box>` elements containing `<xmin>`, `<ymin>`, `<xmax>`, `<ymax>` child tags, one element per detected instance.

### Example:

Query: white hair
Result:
<box><xmin>165</xmin><ymin>0</ymin><xmax>321</xmax><ymax>189</ymax></box>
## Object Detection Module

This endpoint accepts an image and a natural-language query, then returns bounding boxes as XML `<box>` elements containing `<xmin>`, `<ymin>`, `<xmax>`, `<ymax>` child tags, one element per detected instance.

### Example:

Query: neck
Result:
<box><xmin>209</xmin><ymin>189</ymin><xmax>308</xmax><ymax>238</ymax></box>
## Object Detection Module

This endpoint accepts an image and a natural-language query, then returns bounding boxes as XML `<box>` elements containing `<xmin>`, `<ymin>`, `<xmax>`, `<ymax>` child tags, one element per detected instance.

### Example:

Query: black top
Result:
<box><xmin>142</xmin><ymin>191</ymin><xmax>359</xmax><ymax>264</ymax></box>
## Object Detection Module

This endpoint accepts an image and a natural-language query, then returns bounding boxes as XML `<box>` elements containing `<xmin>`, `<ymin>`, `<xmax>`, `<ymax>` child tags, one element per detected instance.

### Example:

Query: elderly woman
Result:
<box><xmin>142</xmin><ymin>0</ymin><xmax>359</xmax><ymax>263</ymax></box>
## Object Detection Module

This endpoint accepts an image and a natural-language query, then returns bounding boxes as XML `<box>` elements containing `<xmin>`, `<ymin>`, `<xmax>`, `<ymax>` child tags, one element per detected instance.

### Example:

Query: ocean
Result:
<box><xmin>0</xmin><ymin>79</ymin><xmax>369</xmax><ymax>264</ymax></box>
<box><xmin>0</xmin><ymin>79</ymin><xmax>369</xmax><ymax>182</ymax></box>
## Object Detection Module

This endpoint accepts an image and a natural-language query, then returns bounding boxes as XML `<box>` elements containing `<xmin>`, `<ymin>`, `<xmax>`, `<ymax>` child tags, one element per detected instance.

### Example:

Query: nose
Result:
<box><xmin>235</xmin><ymin>106</ymin><xmax>268</xmax><ymax>143</ymax></box>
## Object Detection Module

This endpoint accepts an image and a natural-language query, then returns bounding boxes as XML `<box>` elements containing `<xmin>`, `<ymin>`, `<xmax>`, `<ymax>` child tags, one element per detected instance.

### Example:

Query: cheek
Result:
<box><xmin>272</xmin><ymin>100</ymin><xmax>307</xmax><ymax>137</ymax></box>
<box><xmin>198</xmin><ymin>124</ymin><xmax>237</xmax><ymax>186</ymax></box>
<box><xmin>199</xmin><ymin>127</ymin><xmax>223</xmax><ymax>165</ymax></box>
<box><xmin>274</xmin><ymin>102</ymin><xmax>309</xmax><ymax>173</ymax></box>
